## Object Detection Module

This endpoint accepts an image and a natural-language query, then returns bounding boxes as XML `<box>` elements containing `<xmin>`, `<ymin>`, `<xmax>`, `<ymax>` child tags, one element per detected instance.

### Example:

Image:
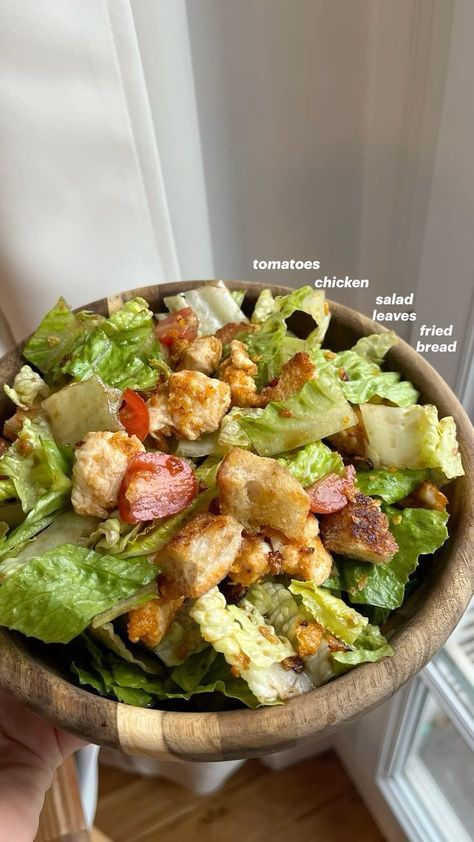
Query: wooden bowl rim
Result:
<box><xmin>0</xmin><ymin>279</ymin><xmax>472</xmax><ymax>761</ymax></box>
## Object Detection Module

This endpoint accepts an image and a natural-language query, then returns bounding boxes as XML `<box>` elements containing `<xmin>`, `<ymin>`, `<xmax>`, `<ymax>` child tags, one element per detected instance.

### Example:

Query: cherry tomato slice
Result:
<box><xmin>119</xmin><ymin>389</ymin><xmax>150</xmax><ymax>441</ymax></box>
<box><xmin>154</xmin><ymin>307</ymin><xmax>199</xmax><ymax>348</ymax></box>
<box><xmin>118</xmin><ymin>452</ymin><xmax>198</xmax><ymax>523</ymax></box>
<box><xmin>307</xmin><ymin>465</ymin><xmax>356</xmax><ymax>514</ymax></box>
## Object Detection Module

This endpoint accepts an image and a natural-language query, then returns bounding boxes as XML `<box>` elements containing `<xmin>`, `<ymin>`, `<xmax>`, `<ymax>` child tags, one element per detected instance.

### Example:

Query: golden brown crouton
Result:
<box><xmin>176</xmin><ymin>336</ymin><xmax>222</xmax><ymax>376</ymax></box>
<box><xmin>158</xmin><ymin>512</ymin><xmax>243</xmax><ymax>599</ymax></box>
<box><xmin>400</xmin><ymin>481</ymin><xmax>448</xmax><ymax>512</ymax></box>
<box><xmin>328</xmin><ymin>407</ymin><xmax>366</xmax><ymax>457</ymax></box>
<box><xmin>228</xmin><ymin>533</ymin><xmax>271</xmax><ymax>586</ymax></box>
<box><xmin>320</xmin><ymin>492</ymin><xmax>398</xmax><ymax>564</ymax></box>
<box><xmin>127</xmin><ymin>596</ymin><xmax>184</xmax><ymax>647</ymax></box>
<box><xmin>265</xmin><ymin>515</ymin><xmax>333</xmax><ymax>585</ymax></box>
<box><xmin>259</xmin><ymin>352</ymin><xmax>315</xmax><ymax>404</ymax></box>
<box><xmin>219</xmin><ymin>340</ymin><xmax>262</xmax><ymax>407</ymax></box>
<box><xmin>217</xmin><ymin>448</ymin><xmax>310</xmax><ymax>541</ymax></box>
<box><xmin>215</xmin><ymin>322</ymin><xmax>259</xmax><ymax>346</ymax></box>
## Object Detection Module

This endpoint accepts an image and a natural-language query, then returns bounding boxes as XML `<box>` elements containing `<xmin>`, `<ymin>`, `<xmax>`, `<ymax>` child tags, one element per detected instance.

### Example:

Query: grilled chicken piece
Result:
<box><xmin>259</xmin><ymin>352</ymin><xmax>315</xmax><ymax>404</ymax></box>
<box><xmin>71</xmin><ymin>431</ymin><xmax>144</xmax><ymax>518</ymax></box>
<box><xmin>320</xmin><ymin>492</ymin><xmax>398</xmax><ymax>564</ymax></box>
<box><xmin>215</xmin><ymin>322</ymin><xmax>259</xmax><ymax>346</ymax></box>
<box><xmin>400</xmin><ymin>481</ymin><xmax>448</xmax><ymax>512</ymax></box>
<box><xmin>176</xmin><ymin>336</ymin><xmax>222</xmax><ymax>376</ymax></box>
<box><xmin>219</xmin><ymin>340</ymin><xmax>262</xmax><ymax>407</ymax></box>
<box><xmin>217</xmin><ymin>447</ymin><xmax>310</xmax><ymax>541</ymax></box>
<box><xmin>295</xmin><ymin>621</ymin><xmax>324</xmax><ymax>658</ymax></box>
<box><xmin>327</xmin><ymin>407</ymin><xmax>366</xmax><ymax>457</ymax></box>
<box><xmin>265</xmin><ymin>515</ymin><xmax>333</xmax><ymax>585</ymax></box>
<box><xmin>127</xmin><ymin>596</ymin><xmax>184</xmax><ymax>647</ymax></box>
<box><xmin>228</xmin><ymin>533</ymin><xmax>271</xmax><ymax>586</ymax></box>
<box><xmin>157</xmin><ymin>512</ymin><xmax>243</xmax><ymax>599</ymax></box>
<box><xmin>147</xmin><ymin>371</ymin><xmax>231</xmax><ymax>441</ymax></box>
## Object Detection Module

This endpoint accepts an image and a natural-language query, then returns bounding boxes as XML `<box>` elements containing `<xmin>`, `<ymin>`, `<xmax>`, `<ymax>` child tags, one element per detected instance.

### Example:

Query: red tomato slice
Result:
<box><xmin>307</xmin><ymin>465</ymin><xmax>356</xmax><ymax>514</ymax></box>
<box><xmin>118</xmin><ymin>452</ymin><xmax>198</xmax><ymax>523</ymax></box>
<box><xmin>154</xmin><ymin>307</ymin><xmax>199</xmax><ymax>348</ymax></box>
<box><xmin>119</xmin><ymin>389</ymin><xmax>150</xmax><ymax>441</ymax></box>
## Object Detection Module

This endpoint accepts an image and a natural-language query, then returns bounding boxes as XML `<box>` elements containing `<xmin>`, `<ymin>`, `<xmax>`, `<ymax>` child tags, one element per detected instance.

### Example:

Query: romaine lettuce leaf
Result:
<box><xmin>23</xmin><ymin>297</ymin><xmax>104</xmax><ymax>381</ymax></box>
<box><xmin>343</xmin><ymin>507</ymin><xmax>449</xmax><ymax>609</ymax></box>
<box><xmin>231</xmin><ymin>290</ymin><xmax>246</xmax><ymax>306</ymax></box>
<box><xmin>360</xmin><ymin>404</ymin><xmax>464</xmax><ymax>479</ymax></box>
<box><xmin>342</xmin><ymin>373</ymin><xmax>418</xmax><ymax>407</ymax></box>
<box><xmin>89</xmin><ymin>517</ymin><xmax>140</xmax><ymax>555</ymax></box>
<box><xmin>194</xmin><ymin>456</ymin><xmax>222</xmax><ymax>489</ymax></box>
<box><xmin>289</xmin><ymin>580</ymin><xmax>368</xmax><ymax>645</ymax></box>
<box><xmin>175</xmin><ymin>433</ymin><xmax>219</xmax><ymax>458</ymax></box>
<box><xmin>331</xmin><ymin>623</ymin><xmax>393</xmax><ymax>669</ymax></box>
<box><xmin>351</xmin><ymin>331</ymin><xmax>398</xmax><ymax>364</ymax></box>
<box><xmin>64</xmin><ymin>298</ymin><xmax>165</xmax><ymax>390</ymax></box>
<box><xmin>246</xmin><ymin>581</ymin><xmax>311</xmax><ymax>648</ymax></box>
<box><xmin>277</xmin><ymin>440</ymin><xmax>344</xmax><ymax>486</ymax></box>
<box><xmin>251</xmin><ymin>289</ymin><xmax>275</xmax><ymax>324</ymax></box>
<box><xmin>356</xmin><ymin>468</ymin><xmax>429</xmax><ymax>503</ymax></box>
<box><xmin>239</xmin><ymin>371</ymin><xmax>357</xmax><ymax>457</ymax></box>
<box><xmin>164</xmin><ymin>281</ymin><xmax>248</xmax><ymax>335</ymax></box>
<box><xmin>42</xmin><ymin>376</ymin><xmax>123</xmax><ymax>445</ymax></box>
<box><xmin>154</xmin><ymin>607</ymin><xmax>208</xmax><ymax>666</ymax></box>
<box><xmin>91</xmin><ymin>622</ymin><xmax>163</xmax><ymax>674</ymax></box>
<box><xmin>190</xmin><ymin>587</ymin><xmax>310</xmax><ymax>704</ymax></box>
<box><xmin>4</xmin><ymin>365</ymin><xmax>50</xmax><ymax>409</ymax></box>
<box><xmin>0</xmin><ymin>490</ymin><xmax>69</xmax><ymax>562</ymax></box>
<box><xmin>236</xmin><ymin>322</ymin><xmax>306</xmax><ymax>389</ymax></box>
<box><xmin>0</xmin><ymin>544</ymin><xmax>157</xmax><ymax>643</ymax></box>
<box><xmin>270</xmin><ymin>286</ymin><xmax>330</xmax><ymax>345</ymax></box>
<box><xmin>217</xmin><ymin>407</ymin><xmax>258</xmax><ymax>452</ymax></box>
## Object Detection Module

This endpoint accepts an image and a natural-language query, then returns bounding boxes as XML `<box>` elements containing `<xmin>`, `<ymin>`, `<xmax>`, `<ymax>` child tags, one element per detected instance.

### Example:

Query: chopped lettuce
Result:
<box><xmin>342</xmin><ymin>373</ymin><xmax>418</xmax><ymax>407</ymax></box>
<box><xmin>190</xmin><ymin>587</ymin><xmax>310</xmax><ymax>704</ymax></box>
<box><xmin>175</xmin><ymin>433</ymin><xmax>219</xmax><ymax>459</ymax></box>
<box><xmin>154</xmin><ymin>608</ymin><xmax>208</xmax><ymax>667</ymax></box>
<box><xmin>343</xmin><ymin>507</ymin><xmax>449</xmax><ymax>609</ymax></box>
<box><xmin>4</xmin><ymin>365</ymin><xmax>50</xmax><ymax>409</ymax></box>
<box><xmin>90</xmin><ymin>582</ymin><xmax>158</xmax><ymax>628</ymax></box>
<box><xmin>251</xmin><ymin>289</ymin><xmax>275</xmax><ymax>324</ymax></box>
<box><xmin>194</xmin><ymin>456</ymin><xmax>222</xmax><ymax>489</ymax></box>
<box><xmin>64</xmin><ymin>298</ymin><xmax>165</xmax><ymax>390</ymax></box>
<box><xmin>23</xmin><ymin>297</ymin><xmax>104</xmax><ymax>382</ymax></box>
<box><xmin>270</xmin><ymin>286</ymin><xmax>330</xmax><ymax>345</ymax></box>
<box><xmin>331</xmin><ymin>623</ymin><xmax>393</xmax><ymax>669</ymax></box>
<box><xmin>246</xmin><ymin>581</ymin><xmax>311</xmax><ymax>648</ymax></box>
<box><xmin>360</xmin><ymin>404</ymin><xmax>464</xmax><ymax>479</ymax></box>
<box><xmin>217</xmin><ymin>407</ymin><xmax>258</xmax><ymax>452</ymax></box>
<box><xmin>231</xmin><ymin>290</ymin><xmax>246</xmax><ymax>306</ymax></box>
<box><xmin>237</xmin><ymin>321</ymin><xmax>306</xmax><ymax>389</ymax></box>
<box><xmin>356</xmin><ymin>468</ymin><xmax>430</xmax><ymax>503</ymax></box>
<box><xmin>89</xmin><ymin>517</ymin><xmax>140</xmax><ymax>555</ymax></box>
<box><xmin>42</xmin><ymin>376</ymin><xmax>123</xmax><ymax>445</ymax></box>
<box><xmin>164</xmin><ymin>281</ymin><xmax>248</xmax><ymax>335</ymax></box>
<box><xmin>289</xmin><ymin>580</ymin><xmax>368</xmax><ymax>645</ymax></box>
<box><xmin>0</xmin><ymin>544</ymin><xmax>157</xmax><ymax>643</ymax></box>
<box><xmin>277</xmin><ymin>440</ymin><xmax>344</xmax><ymax>486</ymax></box>
<box><xmin>239</xmin><ymin>371</ymin><xmax>357</xmax><ymax>457</ymax></box>
<box><xmin>91</xmin><ymin>623</ymin><xmax>163</xmax><ymax>674</ymax></box>
<box><xmin>351</xmin><ymin>331</ymin><xmax>398</xmax><ymax>364</ymax></box>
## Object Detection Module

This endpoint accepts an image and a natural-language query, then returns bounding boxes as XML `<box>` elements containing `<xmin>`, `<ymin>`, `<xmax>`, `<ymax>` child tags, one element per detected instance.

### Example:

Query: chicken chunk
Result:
<box><xmin>158</xmin><ymin>512</ymin><xmax>243</xmax><ymax>599</ymax></box>
<box><xmin>176</xmin><ymin>336</ymin><xmax>222</xmax><ymax>376</ymax></box>
<box><xmin>327</xmin><ymin>407</ymin><xmax>366</xmax><ymax>457</ymax></box>
<box><xmin>265</xmin><ymin>515</ymin><xmax>333</xmax><ymax>585</ymax></box>
<box><xmin>400</xmin><ymin>481</ymin><xmax>448</xmax><ymax>512</ymax></box>
<box><xmin>215</xmin><ymin>322</ymin><xmax>259</xmax><ymax>346</ymax></box>
<box><xmin>259</xmin><ymin>352</ymin><xmax>315</xmax><ymax>404</ymax></box>
<box><xmin>228</xmin><ymin>533</ymin><xmax>271</xmax><ymax>586</ymax></box>
<box><xmin>71</xmin><ymin>431</ymin><xmax>144</xmax><ymax>518</ymax></box>
<box><xmin>217</xmin><ymin>448</ymin><xmax>310</xmax><ymax>541</ymax></box>
<box><xmin>320</xmin><ymin>492</ymin><xmax>398</xmax><ymax>564</ymax></box>
<box><xmin>127</xmin><ymin>596</ymin><xmax>184</xmax><ymax>648</ymax></box>
<box><xmin>147</xmin><ymin>371</ymin><xmax>231</xmax><ymax>441</ymax></box>
<box><xmin>219</xmin><ymin>340</ymin><xmax>262</xmax><ymax>407</ymax></box>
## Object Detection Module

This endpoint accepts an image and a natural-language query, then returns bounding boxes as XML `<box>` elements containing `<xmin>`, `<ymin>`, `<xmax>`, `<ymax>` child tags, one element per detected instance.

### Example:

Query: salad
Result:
<box><xmin>0</xmin><ymin>283</ymin><xmax>464</xmax><ymax>709</ymax></box>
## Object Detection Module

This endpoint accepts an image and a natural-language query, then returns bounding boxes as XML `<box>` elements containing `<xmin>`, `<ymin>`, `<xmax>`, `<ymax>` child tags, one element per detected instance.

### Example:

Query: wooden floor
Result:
<box><xmin>95</xmin><ymin>751</ymin><xmax>385</xmax><ymax>842</ymax></box>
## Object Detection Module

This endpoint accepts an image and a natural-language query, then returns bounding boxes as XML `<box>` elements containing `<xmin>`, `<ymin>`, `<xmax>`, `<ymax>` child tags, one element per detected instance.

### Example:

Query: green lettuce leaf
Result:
<box><xmin>331</xmin><ymin>623</ymin><xmax>393</xmax><ymax>669</ymax></box>
<box><xmin>245</xmin><ymin>581</ymin><xmax>311</xmax><ymax>648</ymax></box>
<box><xmin>360</xmin><ymin>404</ymin><xmax>464</xmax><ymax>479</ymax></box>
<box><xmin>289</xmin><ymin>580</ymin><xmax>368</xmax><ymax>645</ymax></box>
<box><xmin>343</xmin><ymin>507</ymin><xmax>449</xmax><ymax>609</ymax></box>
<box><xmin>164</xmin><ymin>281</ymin><xmax>248</xmax><ymax>335</ymax></box>
<box><xmin>270</xmin><ymin>286</ymin><xmax>330</xmax><ymax>345</ymax></box>
<box><xmin>277</xmin><ymin>440</ymin><xmax>344</xmax><ymax>486</ymax></box>
<box><xmin>42</xmin><ymin>376</ymin><xmax>123</xmax><ymax>445</ymax></box>
<box><xmin>217</xmin><ymin>407</ymin><xmax>258</xmax><ymax>452</ymax></box>
<box><xmin>351</xmin><ymin>331</ymin><xmax>398</xmax><ymax>364</ymax></box>
<box><xmin>0</xmin><ymin>544</ymin><xmax>157</xmax><ymax>643</ymax></box>
<box><xmin>356</xmin><ymin>468</ymin><xmax>429</xmax><ymax>503</ymax></box>
<box><xmin>90</xmin><ymin>623</ymin><xmax>163</xmax><ymax>674</ymax></box>
<box><xmin>342</xmin><ymin>373</ymin><xmax>418</xmax><ymax>407</ymax></box>
<box><xmin>251</xmin><ymin>289</ymin><xmax>275</xmax><ymax>324</ymax></box>
<box><xmin>231</xmin><ymin>290</ymin><xmax>246</xmax><ymax>306</ymax></box>
<box><xmin>154</xmin><ymin>606</ymin><xmax>208</xmax><ymax>666</ymax></box>
<box><xmin>23</xmin><ymin>297</ymin><xmax>104</xmax><ymax>381</ymax></box>
<box><xmin>4</xmin><ymin>365</ymin><xmax>50</xmax><ymax>409</ymax></box>
<box><xmin>236</xmin><ymin>321</ymin><xmax>306</xmax><ymax>389</ymax></box>
<box><xmin>239</xmin><ymin>371</ymin><xmax>357</xmax><ymax>457</ymax></box>
<box><xmin>194</xmin><ymin>456</ymin><xmax>222</xmax><ymax>489</ymax></box>
<box><xmin>89</xmin><ymin>517</ymin><xmax>140</xmax><ymax>555</ymax></box>
<box><xmin>64</xmin><ymin>298</ymin><xmax>165</xmax><ymax>390</ymax></box>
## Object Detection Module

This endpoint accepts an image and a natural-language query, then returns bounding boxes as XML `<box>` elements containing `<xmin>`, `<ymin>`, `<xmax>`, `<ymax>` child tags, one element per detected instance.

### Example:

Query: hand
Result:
<box><xmin>0</xmin><ymin>688</ymin><xmax>84</xmax><ymax>842</ymax></box>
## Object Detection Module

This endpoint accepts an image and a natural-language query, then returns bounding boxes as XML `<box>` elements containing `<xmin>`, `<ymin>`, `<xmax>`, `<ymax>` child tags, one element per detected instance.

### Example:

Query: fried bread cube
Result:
<box><xmin>158</xmin><ymin>512</ymin><xmax>243</xmax><ymax>599</ymax></box>
<box><xmin>320</xmin><ymin>491</ymin><xmax>398</xmax><ymax>564</ymax></box>
<box><xmin>217</xmin><ymin>448</ymin><xmax>310</xmax><ymax>540</ymax></box>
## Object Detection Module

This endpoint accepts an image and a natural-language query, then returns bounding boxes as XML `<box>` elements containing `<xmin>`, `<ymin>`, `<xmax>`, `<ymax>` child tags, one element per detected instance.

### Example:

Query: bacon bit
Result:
<box><xmin>307</xmin><ymin>464</ymin><xmax>356</xmax><ymax>514</ymax></box>
<box><xmin>282</xmin><ymin>656</ymin><xmax>305</xmax><ymax>673</ymax></box>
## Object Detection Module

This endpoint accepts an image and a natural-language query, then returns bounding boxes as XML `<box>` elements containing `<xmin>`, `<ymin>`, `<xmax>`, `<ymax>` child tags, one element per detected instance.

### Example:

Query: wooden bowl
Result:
<box><xmin>0</xmin><ymin>281</ymin><xmax>472</xmax><ymax>761</ymax></box>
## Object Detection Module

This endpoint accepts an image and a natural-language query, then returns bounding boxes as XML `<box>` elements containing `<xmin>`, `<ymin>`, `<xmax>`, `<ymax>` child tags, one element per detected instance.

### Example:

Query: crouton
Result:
<box><xmin>168</xmin><ymin>371</ymin><xmax>231</xmax><ymax>440</ymax></box>
<box><xmin>217</xmin><ymin>448</ymin><xmax>310</xmax><ymax>540</ymax></box>
<box><xmin>158</xmin><ymin>512</ymin><xmax>243</xmax><ymax>599</ymax></box>
<box><xmin>400</xmin><ymin>481</ymin><xmax>448</xmax><ymax>512</ymax></box>
<box><xmin>177</xmin><ymin>336</ymin><xmax>222</xmax><ymax>376</ymax></box>
<box><xmin>265</xmin><ymin>515</ymin><xmax>333</xmax><ymax>585</ymax></box>
<box><xmin>71</xmin><ymin>431</ymin><xmax>144</xmax><ymax>518</ymax></box>
<box><xmin>215</xmin><ymin>322</ymin><xmax>259</xmax><ymax>346</ymax></box>
<box><xmin>320</xmin><ymin>492</ymin><xmax>398</xmax><ymax>564</ymax></box>
<box><xmin>219</xmin><ymin>340</ymin><xmax>262</xmax><ymax>407</ymax></box>
<box><xmin>127</xmin><ymin>596</ymin><xmax>184</xmax><ymax>647</ymax></box>
<box><xmin>228</xmin><ymin>533</ymin><xmax>271</xmax><ymax>586</ymax></box>
<box><xmin>259</xmin><ymin>352</ymin><xmax>315</xmax><ymax>404</ymax></box>
<box><xmin>328</xmin><ymin>407</ymin><xmax>366</xmax><ymax>457</ymax></box>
